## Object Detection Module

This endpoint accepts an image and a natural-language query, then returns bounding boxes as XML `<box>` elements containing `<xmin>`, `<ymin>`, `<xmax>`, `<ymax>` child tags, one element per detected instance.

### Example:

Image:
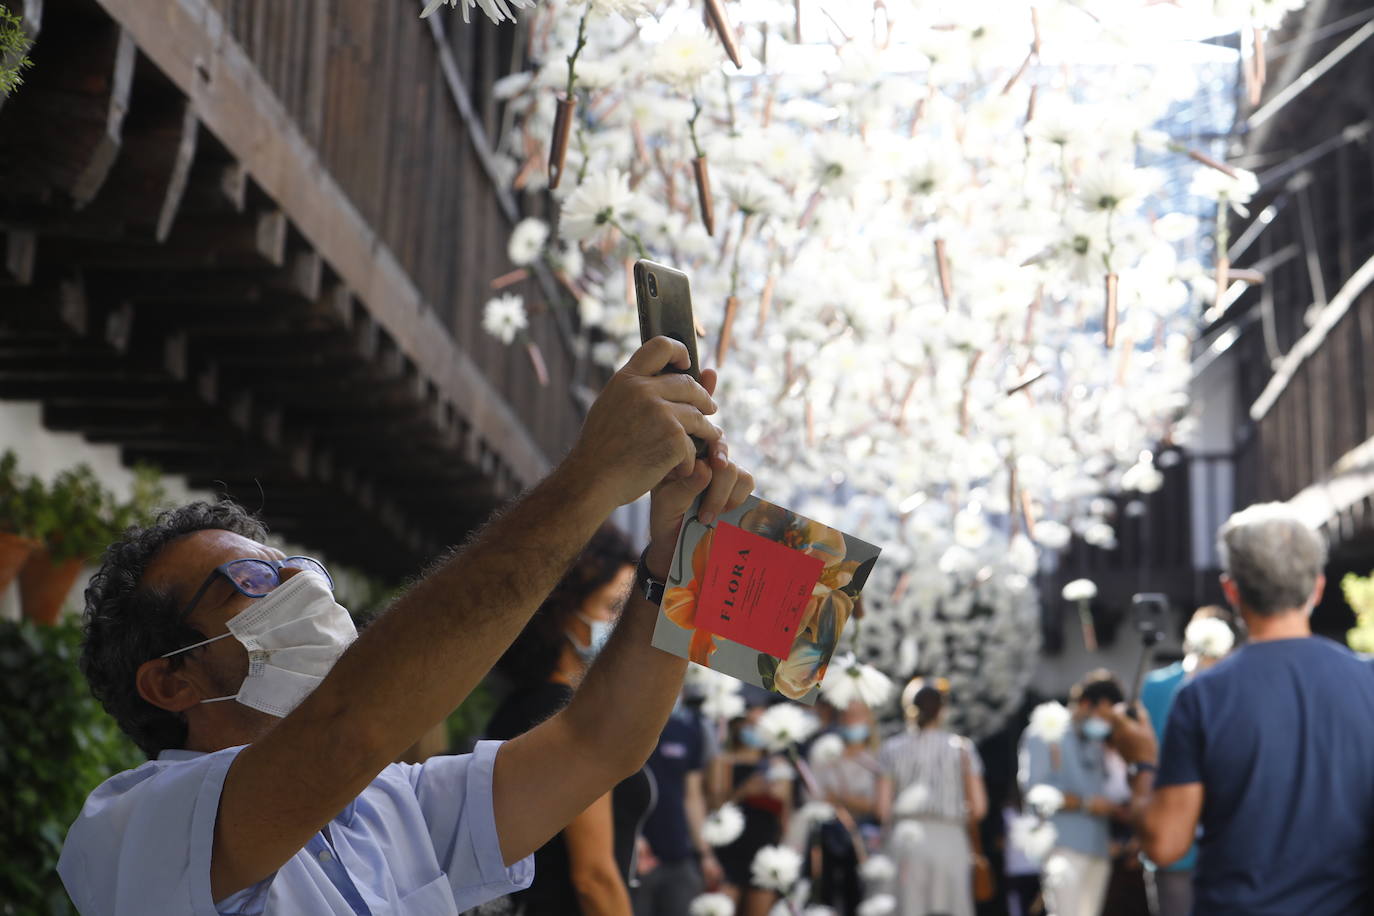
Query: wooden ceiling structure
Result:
<box><xmin>0</xmin><ymin>0</ymin><xmax>586</xmax><ymax>578</ymax></box>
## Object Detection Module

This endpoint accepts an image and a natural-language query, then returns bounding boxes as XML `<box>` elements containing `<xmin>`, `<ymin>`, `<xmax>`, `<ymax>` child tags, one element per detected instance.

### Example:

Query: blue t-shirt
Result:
<box><xmin>641</xmin><ymin>708</ymin><xmax>705</xmax><ymax>863</ymax></box>
<box><xmin>1158</xmin><ymin>637</ymin><xmax>1374</xmax><ymax>915</ymax></box>
<box><xmin>1139</xmin><ymin>661</ymin><xmax>1197</xmax><ymax>872</ymax></box>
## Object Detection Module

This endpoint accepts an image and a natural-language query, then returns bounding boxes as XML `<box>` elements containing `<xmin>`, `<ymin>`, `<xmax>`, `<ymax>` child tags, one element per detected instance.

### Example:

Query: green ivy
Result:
<box><xmin>0</xmin><ymin>619</ymin><xmax>143</xmax><ymax>914</ymax></box>
<box><xmin>0</xmin><ymin>6</ymin><xmax>33</xmax><ymax>98</ymax></box>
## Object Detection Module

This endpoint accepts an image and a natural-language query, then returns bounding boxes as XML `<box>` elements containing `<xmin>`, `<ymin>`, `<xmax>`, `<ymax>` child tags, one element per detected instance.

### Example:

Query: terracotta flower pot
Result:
<box><xmin>0</xmin><ymin>531</ymin><xmax>36</xmax><ymax>594</ymax></box>
<box><xmin>18</xmin><ymin>548</ymin><xmax>86</xmax><ymax>626</ymax></box>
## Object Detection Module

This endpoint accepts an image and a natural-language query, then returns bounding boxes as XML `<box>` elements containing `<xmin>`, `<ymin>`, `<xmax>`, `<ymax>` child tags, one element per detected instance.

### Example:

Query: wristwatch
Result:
<box><xmin>636</xmin><ymin>548</ymin><xmax>667</xmax><ymax>606</ymax></box>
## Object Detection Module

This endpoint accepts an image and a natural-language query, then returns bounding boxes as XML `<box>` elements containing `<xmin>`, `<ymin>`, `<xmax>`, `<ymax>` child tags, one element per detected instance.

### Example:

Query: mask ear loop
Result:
<box><xmin>160</xmin><ymin>631</ymin><xmax>231</xmax><ymax>658</ymax></box>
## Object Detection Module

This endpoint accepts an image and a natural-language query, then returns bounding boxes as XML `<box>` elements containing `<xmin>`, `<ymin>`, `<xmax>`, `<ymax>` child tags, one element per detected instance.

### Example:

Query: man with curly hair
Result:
<box><xmin>57</xmin><ymin>338</ymin><xmax>755</xmax><ymax>916</ymax></box>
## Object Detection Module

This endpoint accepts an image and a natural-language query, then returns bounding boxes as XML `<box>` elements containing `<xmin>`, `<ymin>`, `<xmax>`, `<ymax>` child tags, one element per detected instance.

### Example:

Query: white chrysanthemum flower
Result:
<box><xmin>797</xmin><ymin>801</ymin><xmax>836</xmax><ymax>827</ymax></box>
<box><xmin>1027</xmin><ymin>702</ymin><xmax>1071</xmax><ymax>743</ymax></box>
<box><xmin>723</xmin><ymin>174</ymin><xmax>789</xmax><ymax>219</ymax></box>
<box><xmin>1077</xmin><ymin>161</ymin><xmax>1157</xmax><ymax>213</ymax></box>
<box><xmin>757</xmin><ymin>703</ymin><xmax>820</xmax><ymax>752</ymax></box>
<box><xmin>703</xmin><ymin>803</ymin><xmax>746</xmax><ymax>847</ymax></box>
<box><xmin>954</xmin><ymin>508</ymin><xmax>991</xmax><ymax>549</ymax></box>
<box><xmin>892</xmin><ymin>782</ymin><xmax>930</xmax><ymax>817</ymax></box>
<box><xmin>751</xmin><ymin>845</ymin><xmax>803</xmax><ymax>892</ymax></box>
<box><xmin>559</xmin><ymin>170</ymin><xmax>637</xmax><ymax>243</ymax></box>
<box><xmin>482</xmin><ymin>293</ymin><xmax>527</xmax><ymax>344</ymax></box>
<box><xmin>689</xmin><ymin>892</ymin><xmax>736</xmax><ymax>916</ymax></box>
<box><xmin>820</xmin><ymin>654</ymin><xmax>895</xmax><ymax>709</ymax></box>
<box><xmin>809</xmin><ymin>733</ymin><xmax>846</xmax><ymax>768</ymax></box>
<box><xmin>892</xmin><ymin>819</ymin><xmax>926</xmax><ymax>845</ymax></box>
<box><xmin>507</xmin><ymin>217</ymin><xmax>549</xmax><ymax>267</ymax></box>
<box><xmin>857</xmin><ymin>895</ymin><xmax>897</xmax><ymax>916</ymax></box>
<box><xmin>420</xmin><ymin>0</ymin><xmax>536</xmax><ymax>24</ymax></box>
<box><xmin>577</xmin><ymin>294</ymin><xmax>606</xmax><ymax>328</ymax></box>
<box><xmin>1043</xmin><ymin>853</ymin><xmax>1074</xmax><ymax>887</ymax></box>
<box><xmin>1033</xmin><ymin>520</ymin><xmax>1072</xmax><ymax>550</ymax></box>
<box><xmin>860</xmin><ymin>853</ymin><xmax>896</xmax><ymax>884</ymax></box>
<box><xmin>1026</xmin><ymin>784</ymin><xmax>1066</xmax><ymax>818</ymax></box>
<box><xmin>702</xmin><ymin>689</ymin><xmax>746</xmax><ymax>722</ymax></box>
<box><xmin>1009</xmin><ymin>814</ymin><xmax>1057</xmax><ymax>862</ymax></box>
<box><xmin>1061</xmin><ymin>579</ymin><xmax>1097</xmax><ymax>602</ymax></box>
<box><xmin>1122</xmin><ymin>461</ymin><xmax>1165</xmax><ymax>493</ymax></box>
<box><xmin>651</xmin><ymin>25</ymin><xmax>720</xmax><ymax>89</ymax></box>
<box><xmin>1185</xmin><ymin>617</ymin><xmax>1235</xmax><ymax>659</ymax></box>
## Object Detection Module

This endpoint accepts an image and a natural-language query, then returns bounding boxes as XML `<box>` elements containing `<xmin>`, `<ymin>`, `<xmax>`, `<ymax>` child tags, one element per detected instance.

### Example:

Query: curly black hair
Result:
<box><xmin>494</xmin><ymin>523</ymin><xmax>638</xmax><ymax>686</ymax></box>
<box><xmin>81</xmin><ymin>500</ymin><xmax>268</xmax><ymax>757</ymax></box>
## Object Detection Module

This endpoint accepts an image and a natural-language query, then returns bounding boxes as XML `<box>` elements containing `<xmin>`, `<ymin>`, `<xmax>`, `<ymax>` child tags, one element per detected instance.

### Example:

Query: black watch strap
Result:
<box><xmin>637</xmin><ymin>548</ymin><xmax>666</xmax><ymax>606</ymax></box>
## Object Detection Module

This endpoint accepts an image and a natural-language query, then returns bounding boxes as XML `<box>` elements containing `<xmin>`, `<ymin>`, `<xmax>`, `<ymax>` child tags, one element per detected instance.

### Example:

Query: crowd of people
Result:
<box><xmin>49</xmin><ymin>337</ymin><xmax>1374</xmax><ymax>916</ymax></box>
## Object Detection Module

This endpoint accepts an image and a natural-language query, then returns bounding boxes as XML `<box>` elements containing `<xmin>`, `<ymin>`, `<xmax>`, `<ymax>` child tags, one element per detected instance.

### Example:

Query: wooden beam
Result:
<box><xmin>92</xmin><ymin>0</ymin><xmax>550</xmax><ymax>484</ymax></box>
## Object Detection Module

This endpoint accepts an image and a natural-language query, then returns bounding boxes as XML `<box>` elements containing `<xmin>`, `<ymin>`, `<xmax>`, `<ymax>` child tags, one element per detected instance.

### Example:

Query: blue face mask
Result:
<box><xmin>841</xmin><ymin>724</ymin><xmax>870</xmax><ymax>744</ymax></box>
<box><xmin>1081</xmin><ymin>717</ymin><xmax>1113</xmax><ymax>741</ymax></box>
<box><xmin>568</xmin><ymin>613</ymin><xmax>613</xmax><ymax>664</ymax></box>
<box><xmin>739</xmin><ymin>725</ymin><xmax>765</xmax><ymax>749</ymax></box>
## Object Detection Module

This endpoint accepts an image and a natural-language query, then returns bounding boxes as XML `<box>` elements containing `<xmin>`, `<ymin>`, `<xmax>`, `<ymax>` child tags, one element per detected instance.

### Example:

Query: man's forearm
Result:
<box><xmin>300</xmin><ymin>463</ymin><xmax>615</xmax><ymax>764</ymax></box>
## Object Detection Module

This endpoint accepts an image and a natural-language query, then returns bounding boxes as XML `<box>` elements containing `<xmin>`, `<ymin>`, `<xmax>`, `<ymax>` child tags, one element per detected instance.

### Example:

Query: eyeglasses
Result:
<box><xmin>181</xmin><ymin>556</ymin><xmax>333</xmax><ymax>619</ymax></box>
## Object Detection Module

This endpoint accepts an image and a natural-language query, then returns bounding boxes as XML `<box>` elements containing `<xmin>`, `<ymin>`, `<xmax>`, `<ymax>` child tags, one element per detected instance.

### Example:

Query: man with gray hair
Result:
<box><xmin>1110</xmin><ymin>503</ymin><xmax>1374</xmax><ymax>915</ymax></box>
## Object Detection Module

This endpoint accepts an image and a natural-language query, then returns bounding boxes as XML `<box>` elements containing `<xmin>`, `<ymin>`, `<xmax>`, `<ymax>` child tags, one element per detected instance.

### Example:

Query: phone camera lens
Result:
<box><xmin>647</xmin><ymin>273</ymin><xmax>658</xmax><ymax>298</ymax></box>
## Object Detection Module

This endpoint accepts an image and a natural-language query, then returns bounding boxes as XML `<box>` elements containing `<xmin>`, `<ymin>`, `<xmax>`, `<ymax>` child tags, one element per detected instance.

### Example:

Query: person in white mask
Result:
<box><xmin>58</xmin><ymin>337</ymin><xmax>755</xmax><ymax>916</ymax></box>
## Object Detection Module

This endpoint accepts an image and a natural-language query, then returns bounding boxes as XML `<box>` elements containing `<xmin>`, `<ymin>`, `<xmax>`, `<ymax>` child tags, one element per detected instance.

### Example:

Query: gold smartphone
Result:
<box><xmin>633</xmin><ymin>259</ymin><xmax>707</xmax><ymax>455</ymax></box>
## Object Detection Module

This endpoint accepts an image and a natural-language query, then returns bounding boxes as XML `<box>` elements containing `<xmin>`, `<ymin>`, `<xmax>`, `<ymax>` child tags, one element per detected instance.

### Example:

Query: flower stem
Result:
<box><xmin>688</xmin><ymin>96</ymin><xmax>705</xmax><ymax>160</ymax></box>
<box><xmin>565</xmin><ymin>10</ymin><xmax>589</xmax><ymax>100</ymax></box>
<box><xmin>608</xmin><ymin>214</ymin><xmax>648</xmax><ymax>259</ymax></box>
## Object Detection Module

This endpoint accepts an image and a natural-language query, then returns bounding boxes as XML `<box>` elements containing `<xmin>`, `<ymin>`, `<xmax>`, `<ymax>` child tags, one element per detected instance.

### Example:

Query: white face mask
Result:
<box><xmin>163</xmin><ymin>571</ymin><xmax>357</xmax><ymax>718</ymax></box>
<box><xmin>567</xmin><ymin>611</ymin><xmax>614</xmax><ymax>663</ymax></box>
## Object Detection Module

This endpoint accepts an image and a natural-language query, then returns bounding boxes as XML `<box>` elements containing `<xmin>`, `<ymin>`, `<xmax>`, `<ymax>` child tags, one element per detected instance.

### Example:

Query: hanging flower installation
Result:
<box><xmin>426</xmin><ymin>0</ymin><xmax>1307</xmax><ymax>735</ymax></box>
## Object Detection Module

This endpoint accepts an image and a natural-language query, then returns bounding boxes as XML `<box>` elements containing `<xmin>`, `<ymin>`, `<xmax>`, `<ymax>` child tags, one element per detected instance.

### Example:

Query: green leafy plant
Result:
<box><xmin>0</xmin><ymin>619</ymin><xmax>143</xmax><ymax>914</ymax></box>
<box><xmin>1344</xmin><ymin>572</ymin><xmax>1374</xmax><ymax>655</ymax></box>
<box><xmin>36</xmin><ymin>465</ymin><xmax>118</xmax><ymax>562</ymax></box>
<box><xmin>0</xmin><ymin>5</ymin><xmax>33</xmax><ymax>98</ymax></box>
<box><xmin>0</xmin><ymin>449</ymin><xmax>42</xmax><ymax>539</ymax></box>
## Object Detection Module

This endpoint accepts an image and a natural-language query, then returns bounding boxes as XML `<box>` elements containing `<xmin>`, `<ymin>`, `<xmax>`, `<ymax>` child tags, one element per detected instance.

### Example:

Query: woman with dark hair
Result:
<box><xmin>876</xmin><ymin>678</ymin><xmax>988</xmax><ymax>916</ymax></box>
<box><xmin>484</xmin><ymin>524</ymin><xmax>654</xmax><ymax>916</ymax></box>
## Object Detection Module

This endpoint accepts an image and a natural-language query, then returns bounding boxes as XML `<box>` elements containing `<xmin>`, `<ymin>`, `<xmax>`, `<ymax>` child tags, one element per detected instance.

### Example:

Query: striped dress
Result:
<box><xmin>878</xmin><ymin>727</ymin><xmax>983</xmax><ymax>916</ymax></box>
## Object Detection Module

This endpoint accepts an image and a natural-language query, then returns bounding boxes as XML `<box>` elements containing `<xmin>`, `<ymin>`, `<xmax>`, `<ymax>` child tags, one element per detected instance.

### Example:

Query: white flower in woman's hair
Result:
<box><xmin>820</xmin><ymin>654</ymin><xmax>894</xmax><ymax>709</ymax></box>
<box><xmin>558</xmin><ymin>169</ymin><xmax>637</xmax><ymax>243</ymax></box>
<box><xmin>1043</xmin><ymin>853</ymin><xmax>1075</xmax><ymax>887</ymax></box>
<box><xmin>757</xmin><ymin>703</ymin><xmax>819</xmax><ymax>751</ymax></box>
<box><xmin>1185</xmin><ymin>617</ymin><xmax>1235</xmax><ymax>659</ymax></box>
<box><xmin>751</xmin><ymin>844</ymin><xmax>803</xmax><ymax>892</ymax></box>
<box><xmin>1077</xmin><ymin>161</ymin><xmax>1158</xmax><ymax>213</ymax></box>
<box><xmin>1061</xmin><ymin>579</ymin><xmax>1097</xmax><ymax>602</ymax></box>
<box><xmin>859</xmin><ymin>853</ymin><xmax>896</xmax><ymax>884</ymax></box>
<box><xmin>482</xmin><ymin>294</ymin><xmax>527</xmax><ymax>344</ymax></box>
<box><xmin>1027</xmin><ymin>701</ymin><xmax>1071</xmax><ymax>743</ymax></box>
<box><xmin>689</xmin><ymin>892</ymin><xmax>736</xmax><ymax>916</ymax></box>
<box><xmin>797</xmin><ymin>801</ymin><xmax>836</xmax><ymax>827</ymax></box>
<box><xmin>1010</xmin><ymin>814</ymin><xmax>1057</xmax><ymax>862</ymax></box>
<box><xmin>507</xmin><ymin>217</ymin><xmax>549</xmax><ymax>267</ymax></box>
<box><xmin>420</xmin><ymin>0</ymin><xmax>536</xmax><ymax>24</ymax></box>
<box><xmin>857</xmin><ymin>895</ymin><xmax>897</xmax><ymax>916</ymax></box>
<box><xmin>651</xmin><ymin>25</ymin><xmax>721</xmax><ymax>89</ymax></box>
<box><xmin>702</xmin><ymin>803</ymin><xmax>746</xmax><ymax>847</ymax></box>
<box><xmin>892</xmin><ymin>782</ymin><xmax>930</xmax><ymax>816</ymax></box>
<box><xmin>1025</xmin><ymin>784</ymin><xmax>1066</xmax><ymax>818</ymax></box>
<box><xmin>809</xmin><ymin>732</ymin><xmax>845</xmax><ymax>767</ymax></box>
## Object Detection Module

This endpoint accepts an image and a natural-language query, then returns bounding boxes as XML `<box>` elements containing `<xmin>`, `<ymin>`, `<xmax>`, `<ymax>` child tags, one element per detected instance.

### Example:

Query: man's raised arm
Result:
<box><xmin>210</xmin><ymin>338</ymin><xmax>720</xmax><ymax>900</ymax></box>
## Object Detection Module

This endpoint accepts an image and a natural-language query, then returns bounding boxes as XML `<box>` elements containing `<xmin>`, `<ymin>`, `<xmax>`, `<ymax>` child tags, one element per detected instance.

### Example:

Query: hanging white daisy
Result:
<box><xmin>1026</xmin><ymin>701</ymin><xmax>1072</xmax><ymax>743</ymax></box>
<box><xmin>650</xmin><ymin>25</ymin><xmax>721</xmax><ymax>89</ymax></box>
<box><xmin>796</xmin><ymin>801</ymin><xmax>837</xmax><ymax>828</ymax></box>
<box><xmin>1009</xmin><ymin>814</ymin><xmax>1058</xmax><ymax>862</ymax></box>
<box><xmin>808</xmin><ymin>733</ymin><xmax>846</xmax><ymax>768</ymax></box>
<box><xmin>689</xmin><ymin>892</ymin><xmax>736</xmax><ymax>916</ymax></box>
<box><xmin>751</xmin><ymin>845</ymin><xmax>803</xmax><ymax>892</ymax></box>
<box><xmin>482</xmin><ymin>293</ymin><xmax>527</xmax><ymax>344</ymax></box>
<box><xmin>1185</xmin><ymin>617</ymin><xmax>1235</xmax><ymax>659</ymax></box>
<box><xmin>860</xmin><ymin>853</ymin><xmax>896</xmax><ymax>885</ymax></box>
<box><xmin>507</xmin><ymin>217</ymin><xmax>549</xmax><ymax>267</ymax></box>
<box><xmin>820</xmin><ymin>654</ymin><xmax>895</xmax><ymax>709</ymax></box>
<box><xmin>1025</xmin><ymin>784</ymin><xmax>1066</xmax><ymax>818</ymax></box>
<box><xmin>577</xmin><ymin>0</ymin><xmax>652</xmax><ymax>19</ymax></box>
<box><xmin>857</xmin><ymin>895</ymin><xmax>897</xmax><ymax>916</ymax></box>
<box><xmin>558</xmin><ymin>169</ymin><xmax>638</xmax><ymax>244</ymax></box>
<box><xmin>419</xmin><ymin>0</ymin><xmax>537</xmax><ymax>25</ymax></box>
<box><xmin>892</xmin><ymin>782</ymin><xmax>930</xmax><ymax>817</ymax></box>
<box><xmin>702</xmin><ymin>803</ymin><xmax>746</xmax><ymax>847</ymax></box>
<box><xmin>757</xmin><ymin>703</ymin><xmax>820</xmax><ymax>752</ymax></box>
<box><xmin>1061</xmin><ymin>579</ymin><xmax>1097</xmax><ymax>602</ymax></box>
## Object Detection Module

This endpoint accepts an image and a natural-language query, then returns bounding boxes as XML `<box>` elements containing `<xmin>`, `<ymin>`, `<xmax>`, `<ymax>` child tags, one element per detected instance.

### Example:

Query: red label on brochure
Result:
<box><xmin>694</xmin><ymin>522</ymin><xmax>825</xmax><ymax>658</ymax></box>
